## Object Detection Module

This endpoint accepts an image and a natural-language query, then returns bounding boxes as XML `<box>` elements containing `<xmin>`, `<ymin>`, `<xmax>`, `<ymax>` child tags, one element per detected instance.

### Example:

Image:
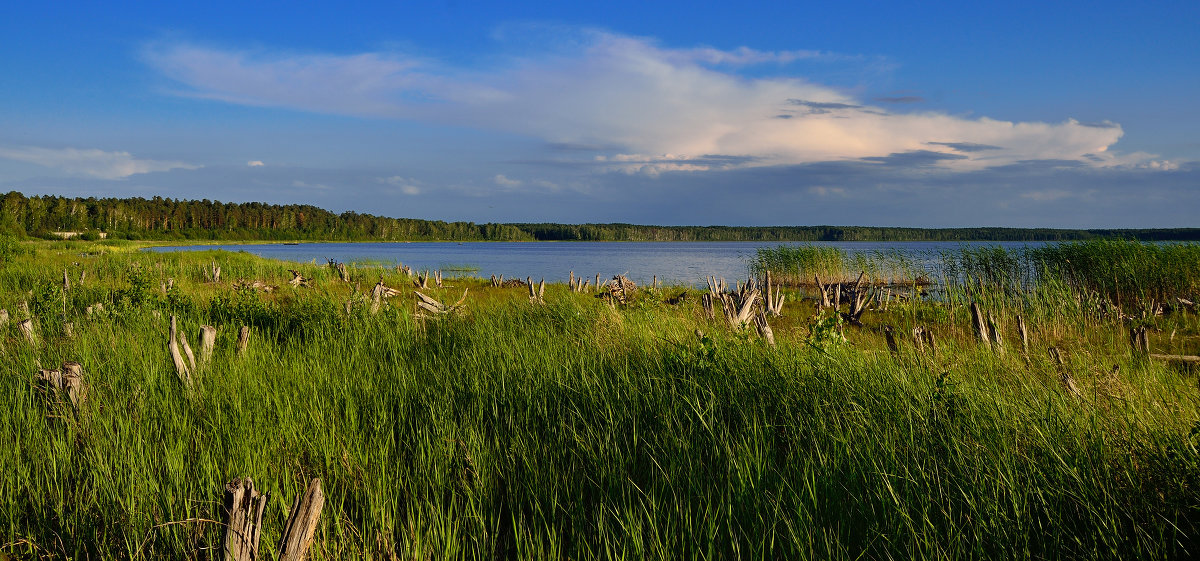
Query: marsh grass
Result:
<box><xmin>1</xmin><ymin>239</ymin><xmax>1199</xmax><ymax>559</ymax></box>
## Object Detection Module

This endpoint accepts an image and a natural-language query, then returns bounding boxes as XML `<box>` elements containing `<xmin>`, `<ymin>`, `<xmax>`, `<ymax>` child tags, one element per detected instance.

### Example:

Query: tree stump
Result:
<box><xmin>278</xmin><ymin>478</ymin><xmax>324</xmax><ymax>561</ymax></box>
<box><xmin>169</xmin><ymin>316</ymin><xmax>190</xmax><ymax>383</ymax></box>
<box><xmin>200</xmin><ymin>325</ymin><xmax>217</xmax><ymax>365</ymax></box>
<box><xmin>236</xmin><ymin>326</ymin><xmax>250</xmax><ymax>356</ymax></box>
<box><xmin>969</xmin><ymin>302</ymin><xmax>991</xmax><ymax>347</ymax></box>
<box><xmin>222</xmin><ymin>477</ymin><xmax>268</xmax><ymax>561</ymax></box>
<box><xmin>18</xmin><ymin>318</ymin><xmax>36</xmax><ymax>344</ymax></box>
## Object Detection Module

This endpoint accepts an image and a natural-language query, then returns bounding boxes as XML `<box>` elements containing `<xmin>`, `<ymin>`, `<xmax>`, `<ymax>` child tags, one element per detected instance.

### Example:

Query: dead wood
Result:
<box><xmin>200</xmin><ymin>325</ymin><xmax>217</xmax><ymax>365</ymax></box>
<box><xmin>1048</xmin><ymin>347</ymin><xmax>1082</xmax><ymax>398</ymax></box>
<box><xmin>18</xmin><ymin>318</ymin><xmax>36</xmax><ymax>344</ymax></box>
<box><xmin>236</xmin><ymin>326</ymin><xmax>250</xmax><ymax>356</ymax></box>
<box><xmin>753</xmin><ymin>311</ymin><xmax>776</xmax><ymax>346</ymax></box>
<box><xmin>1149</xmin><ymin>354</ymin><xmax>1200</xmax><ymax>365</ymax></box>
<box><xmin>221</xmin><ymin>477</ymin><xmax>268</xmax><ymax>561</ymax></box>
<box><xmin>169</xmin><ymin>316</ymin><xmax>190</xmax><ymax>383</ymax></box>
<box><xmin>970</xmin><ymin>302</ymin><xmax>991</xmax><ymax>347</ymax></box>
<box><xmin>37</xmin><ymin>361</ymin><xmax>86</xmax><ymax>410</ymax></box>
<box><xmin>277</xmin><ymin>478</ymin><xmax>324</xmax><ymax>561</ymax></box>
<box><xmin>288</xmin><ymin>270</ymin><xmax>310</xmax><ymax>287</ymax></box>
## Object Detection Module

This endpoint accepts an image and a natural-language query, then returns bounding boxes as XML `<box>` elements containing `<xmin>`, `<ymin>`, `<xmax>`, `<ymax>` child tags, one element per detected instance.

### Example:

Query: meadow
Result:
<box><xmin>1</xmin><ymin>238</ymin><xmax>1198</xmax><ymax>560</ymax></box>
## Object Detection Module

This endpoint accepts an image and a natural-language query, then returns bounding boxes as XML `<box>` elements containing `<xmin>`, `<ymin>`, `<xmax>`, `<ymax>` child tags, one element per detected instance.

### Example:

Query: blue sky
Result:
<box><xmin>1</xmin><ymin>1</ymin><xmax>1197</xmax><ymax>227</ymax></box>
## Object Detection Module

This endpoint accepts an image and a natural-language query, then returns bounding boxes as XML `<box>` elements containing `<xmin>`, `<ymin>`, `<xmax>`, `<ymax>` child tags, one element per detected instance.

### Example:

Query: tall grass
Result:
<box><xmin>1</xmin><ymin>240</ymin><xmax>1199</xmax><ymax>559</ymax></box>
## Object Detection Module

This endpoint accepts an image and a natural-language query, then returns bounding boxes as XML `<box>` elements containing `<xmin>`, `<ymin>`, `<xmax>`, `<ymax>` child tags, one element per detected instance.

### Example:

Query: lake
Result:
<box><xmin>146</xmin><ymin>241</ymin><xmax>1046</xmax><ymax>287</ymax></box>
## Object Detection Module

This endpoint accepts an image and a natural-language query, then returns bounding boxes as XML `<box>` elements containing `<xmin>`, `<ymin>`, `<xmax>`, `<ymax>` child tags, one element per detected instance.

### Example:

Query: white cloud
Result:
<box><xmin>493</xmin><ymin>174</ymin><xmax>522</xmax><ymax>187</ymax></box>
<box><xmin>381</xmin><ymin>175</ymin><xmax>421</xmax><ymax>195</ymax></box>
<box><xmin>247</xmin><ymin>160</ymin><xmax>265</xmax><ymax>167</ymax></box>
<box><xmin>0</xmin><ymin>145</ymin><xmax>199</xmax><ymax>179</ymax></box>
<box><xmin>145</xmin><ymin>30</ymin><xmax>1153</xmax><ymax>173</ymax></box>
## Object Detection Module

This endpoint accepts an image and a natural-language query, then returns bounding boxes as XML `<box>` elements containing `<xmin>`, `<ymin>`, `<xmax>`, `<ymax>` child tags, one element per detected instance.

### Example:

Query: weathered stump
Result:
<box><xmin>200</xmin><ymin>325</ymin><xmax>217</xmax><ymax>365</ymax></box>
<box><xmin>236</xmin><ymin>326</ymin><xmax>250</xmax><ymax>356</ymax></box>
<box><xmin>221</xmin><ymin>477</ymin><xmax>268</xmax><ymax>561</ymax></box>
<box><xmin>278</xmin><ymin>478</ymin><xmax>325</xmax><ymax>561</ymax></box>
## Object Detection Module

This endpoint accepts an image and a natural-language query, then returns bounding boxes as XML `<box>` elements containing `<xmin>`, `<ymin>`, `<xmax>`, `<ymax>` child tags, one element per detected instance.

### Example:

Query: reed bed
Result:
<box><xmin>1</xmin><ymin>238</ymin><xmax>1199</xmax><ymax>560</ymax></box>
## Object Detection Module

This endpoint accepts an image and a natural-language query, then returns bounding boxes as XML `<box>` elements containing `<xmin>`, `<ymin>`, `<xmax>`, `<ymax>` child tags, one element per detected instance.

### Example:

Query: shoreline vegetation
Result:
<box><xmin>3</xmin><ymin>191</ymin><xmax>1200</xmax><ymax>242</ymax></box>
<box><xmin>2</xmin><ymin>236</ymin><xmax>1199</xmax><ymax>559</ymax></box>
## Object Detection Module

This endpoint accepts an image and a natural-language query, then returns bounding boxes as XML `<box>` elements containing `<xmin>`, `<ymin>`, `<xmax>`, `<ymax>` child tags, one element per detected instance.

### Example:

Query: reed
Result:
<box><xmin>1</xmin><ymin>238</ymin><xmax>1198</xmax><ymax>559</ymax></box>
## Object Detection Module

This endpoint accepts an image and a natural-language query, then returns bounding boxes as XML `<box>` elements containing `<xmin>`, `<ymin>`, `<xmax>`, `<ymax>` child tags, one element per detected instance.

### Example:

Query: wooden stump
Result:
<box><xmin>18</xmin><ymin>318</ymin><xmax>36</xmax><ymax>344</ymax></box>
<box><xmin>222</xmin><ymin>477</ymin><xmax>268</xmax><ymax>561</ymax></box>
<box><xmin>236</xmin><ymin>326</ymin><xmax>250</xmax><ymax>356</ymax></box>
<box><xmin>200</xmin><ymin>325</ymin><xmax>217</xmax><ymax>365</ymax></box>
<box><xmin>1129</xmin><ymin>325</ymin><xmax>1150</xmax><ymax>356</ymax></box>
<box><xmin>754</xmin><ymin>311</ymin><xmax>776</xmax><ymax>346</ymax></box>
<box><xmin>278</xmin><ymin>478</ymin><xmax>324</xmax><ymax>561</ymax></box>
<box><xmin>38</xmin><ymin>361</ymin><xmax>87</xmax><ymax>410</ymax></box>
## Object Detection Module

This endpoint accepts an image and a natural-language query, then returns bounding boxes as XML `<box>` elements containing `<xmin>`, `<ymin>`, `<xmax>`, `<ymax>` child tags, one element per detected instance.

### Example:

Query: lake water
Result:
<box><xmin>146</xmin><ymin>241</ymin><xmax>1046</xmax><ymax>287</ymax></box>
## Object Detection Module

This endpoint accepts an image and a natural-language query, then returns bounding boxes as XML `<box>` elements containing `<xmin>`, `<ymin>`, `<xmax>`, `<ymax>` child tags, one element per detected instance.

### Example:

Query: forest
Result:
<box><xmin>3</xmin><ymin>191</ymin><xmax>1199</xmax><ymax>242</ymax></box>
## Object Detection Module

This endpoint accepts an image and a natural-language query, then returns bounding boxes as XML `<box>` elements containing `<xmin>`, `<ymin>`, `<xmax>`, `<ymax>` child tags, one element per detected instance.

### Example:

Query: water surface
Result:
<box><xmin>147</xmin><ymin>241</ymin><xmax>1045</xmax><ymax>286</ymax></box>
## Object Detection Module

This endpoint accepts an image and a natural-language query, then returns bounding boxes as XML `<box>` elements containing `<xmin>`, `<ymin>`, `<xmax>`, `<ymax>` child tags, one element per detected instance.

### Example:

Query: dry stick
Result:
<box><xmin>278</xmin><ymin>478</ymin><xmax>325</xmax><ymax>561</ymax></box>
<box><xmin>199</xmin><ymin>326</ymin><xmax>217</xmax><ymax>366</ymax></box>
<box><xmin>169</xmin><ymin>316</ymin><xmax>190</xmax><ymax>382</ymax></box>
<box><xmin>1017</xmin><ymin>315</ymin><xmax>1030</xmax><ymax>357</ymax></box>
<box><xmin>221</xmin><ymin>477</ymin><xmax>268</xmax><ymax>561</ymax></box>
<box><xmin>1129</xmin><ymin>325</ymin><xmax>1150</xmax><ymax>357</ymax></box>
<box><xmin>236</xmin><ymin>326</ymin><xmax>250</xmax><ymax>356</ymax></box>
<box><xmin>969</xmin><ymin>302</ymin><xmax>991</xmax><ymax>347</ymax></box>
<box><xmin>987</xmin><ymin>313</ymin><xmax>1005</xmax><ymax>355</ymax></box>
<box><xmin>884</xmin><ymin>325</ymin><xmax>899</xmax><ymax>357</ymax></box>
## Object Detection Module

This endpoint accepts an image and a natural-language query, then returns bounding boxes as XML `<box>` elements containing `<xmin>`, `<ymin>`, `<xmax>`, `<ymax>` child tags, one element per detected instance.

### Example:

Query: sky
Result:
<box><xmin>0</xmin><ymin>1</ymin><xmax>1197</xmax><ymax>228</ymax></box>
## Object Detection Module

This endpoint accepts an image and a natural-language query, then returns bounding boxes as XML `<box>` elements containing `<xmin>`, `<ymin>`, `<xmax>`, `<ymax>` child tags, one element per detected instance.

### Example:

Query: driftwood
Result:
<box><xmin>414</xmin><ymin>289</ymin><xmax>468</xmax><ymax>318</ymax></box>
<box><xmin>278</xmin><ymin>478</ymin><xmax>324</xmax><ymax>561</ymax></box>
<box><xmin>179</xmin><ymin>329</ymin><xmax>197</xmax><ymax>372</ymax></box>
<box><xmin>369</xmin><ymin>280</ymin><xmax>401</xmax><ymax>314</ymax></box>
<box><xmin>237</xmin><ymin>326</ymin><xmax>250</xmax><ymax>356</ymax></box>
<box><xmin>288</xmin><ymin>270</ymin><xmax>310</xmax><ymax>287</ymax></box>
<box><xmin>763</xmin><ymin>270</ymin><xmax>785</xmax><ymax>317</ymax></box>
<box><xmin>606</xmin><ymin>275</ymin><xmax>636</xmax><ymax>306</ymax></box>
<box><xmin>701</xmin><ymin>293</ymin><xmax>715</xmax><ymax>320</ymax></box>
<box><xmin>434</xmin><ymin>270</ymin><xmax>443</xmax><ymax>289</ymax></box>
<box><xmin>37</xmin><ymin>361</ymin><xmax>87</xmax><ymax>410</ymax></box>
<box><xmin>200</xmin><ymin>325</ymin><xmax>217</xmax><ymax>365</ymax></box>
<box><xmin>235</xmin><ymin>279</ymin><xmax>276</xmax><ymax>293</ymax></box>
<box><xmin>221</xmin><ymin>477</ymin><xmax>268</xmax><ymax>561</ymax></box>
<box><xmin>490</xmin><ymin>274</ymin><xmax>504</xmax><ymax>287</ymax></box>
<box><xmin>169</xmin><ymin>316</ymin><xmax>190</xmax><ymax>383</ymax></box>
<box><xmin>841</xmin><ymin>272</ymin><xmax>876</xmax><ymax>326</ymax></box>
<box><xmin>1150</xmin><ymin>354</ymin><xmax>1200</xmax><ymax>365</ymax></box>
<box><xmin>815</xmin><ymin>276</ymin><xmax>832</xmax><ymax>310</ymax></box>
<box><xmin>414</xmin><ymin>270</ymin><xmax>430</xmax><ymax>289</ymax></box>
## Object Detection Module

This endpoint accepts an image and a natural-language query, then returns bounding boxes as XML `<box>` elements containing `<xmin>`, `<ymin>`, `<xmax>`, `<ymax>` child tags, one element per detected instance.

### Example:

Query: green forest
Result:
<box><xmin>2</xmin><ymin>191</ymin><xmax>1198</xmax><ymax>242</ymax></box>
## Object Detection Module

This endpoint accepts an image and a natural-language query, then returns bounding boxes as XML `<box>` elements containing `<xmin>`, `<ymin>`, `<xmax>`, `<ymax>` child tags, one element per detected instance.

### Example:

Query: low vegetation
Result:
<box><xmin>2</xmin><ymin>237</ymin><xmax>1199</xmax><ymax>559</ymax></box>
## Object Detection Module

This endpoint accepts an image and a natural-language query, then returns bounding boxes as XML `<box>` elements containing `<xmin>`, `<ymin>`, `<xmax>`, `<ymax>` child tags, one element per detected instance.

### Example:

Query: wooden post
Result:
<box><xmin>18</xmin><ymin>318</ymin><xmax>36</xmax><ymax>344</ymax></box>
<box><xmin>200</xmin><ymin>326</ymin><xmax>217</xmax><ymax>365</ymax></box>
<box><xmin>969</xmin><ymin>302</ymin><xmax>991</xmax><ymax>347</ymax></box>
<box><xmin>884</xmin><ymin>325</ymin><xmax>899</xmax><ymax>357</ymax></box>
<box><xmin>236</xmin><ymin>326</ymin><xmax>250</xmax><ymax>356</ymax></box>
<box><xmin>169</xmin><ymin>316</ymin><xmax>190</xmax><ymax>382</ymax></box>
<box><xmin>595</xmin><ymin>274</ymin><xmax>601</xmax><ymax>293</ymax></box>
<box><xmin>222</xmin><ymin>477</ymin><xmax>268</xmax><ymax>561</ymax></box>
<box><xmin>278</xmin><ymin>478</ymin><xmax>324</xmax><ymax>561</ymax></box>
<box><xmin>370</xmin><ymin>282</ymin><xmax>383</xmax><ymax>314</ymax></box>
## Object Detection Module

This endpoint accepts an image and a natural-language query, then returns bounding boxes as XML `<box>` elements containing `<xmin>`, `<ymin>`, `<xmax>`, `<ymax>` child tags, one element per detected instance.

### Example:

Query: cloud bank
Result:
<box><xmin>0</xmin><ymin>146</ymin><xmax>198</xmax><ymax>179</ymax></box>
<box><xmin>145</xmin><ymin>30</ymin><xmax>1172</xmax><ymax>174</ymax></box>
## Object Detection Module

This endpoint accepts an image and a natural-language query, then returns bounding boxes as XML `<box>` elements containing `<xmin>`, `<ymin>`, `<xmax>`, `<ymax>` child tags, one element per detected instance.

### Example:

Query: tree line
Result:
<box><xmin>2</xmin><ymin>191</ymin><xmax>1198</xmax><ymax>242</ymax></box>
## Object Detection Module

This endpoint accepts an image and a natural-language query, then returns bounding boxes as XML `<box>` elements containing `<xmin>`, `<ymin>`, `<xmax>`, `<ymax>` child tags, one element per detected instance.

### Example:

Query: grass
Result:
<box><xmin>1</xmin><ymin>237</ymin><xmax>1199</xmax><ymax>559</ymax></box>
